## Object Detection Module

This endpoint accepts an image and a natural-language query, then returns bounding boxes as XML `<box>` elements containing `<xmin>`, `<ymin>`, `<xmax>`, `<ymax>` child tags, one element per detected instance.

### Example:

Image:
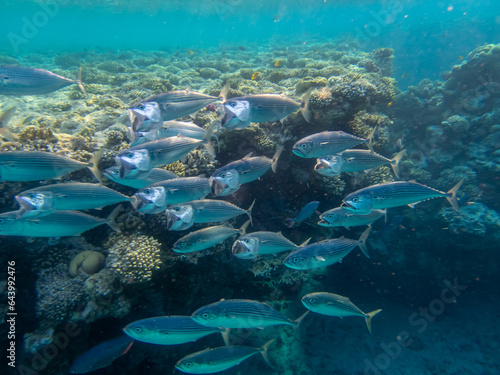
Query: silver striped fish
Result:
<box><xmin>103</xmin><ymin>166</ymin><xmax>178</xmax><ymax>189</ymax></box>
<box><xmin>175</xmin><ymin>340</ymin><xmax>274</xmax><ymax>374</ymax></box>
<box><xmin>165</xmin><ymin>199</ymin><xmax>254</xmax><ymax>231</ymax></box>
<box><xmin>116</xmin><ymin>134</ymin><xmax>211</xmax><ymax>178</ymax></box>
<box><xmin>0</xmin><ymin>209</ymin><xmax>119</xmax><ymax>237</ymax></box>
<box><xmin>315</xmin><ymin>149</ymin><xmax>406</xmax><ymax>178</ymax></box>
<box><xmin>210</xmin><ymin>154</ymin><xmax>273</xmax><ymax>196</ymax></box>
<box><xmin>123</xmin><ymin>316</ymin><xmax>224</xmax><ymax>345</ymax></box>
<box><xmin>130</xmin><ymin>120</ymin><xmax>207</xmax><ymax>147</ymax></box>
<box><xmin>221</xmin><ymin>92</ymin><xmax>311</xmax><ymax>129</ymax></box>
<box><xmin>0</xmin><ymin>151</ymin><xmax>97</xmax><ymax>182</ymax></box>
<box><xmin>284</xmin><ymin>227</ymin><xmax>371</xmax><ymax>270</ymax></box>
<box><xmin>342</xmin><ymin>180</ymin><xmax>463</xmax><ymax>215</ymax></box>
<box><xmin>172</xmin><ymin>224</ymin><xmax>243</xmax><ymax>253</ymax></box>
<box><xmin>15</xmin><ymin>183</ymin><xmax>135</xmax><ymax>217</ymax></box>
<box><xmin>0</xmin><ymin>66</ymin><xmax>85</xmax><ymax>96</ymax></box>
<box><xmin>134</xmin><ymin>177</ymin><xmax>211</xmax><ymax>214</ymax></box>
<box><xmin>318</xmin><ymin>207</ymin><xmax>386</xmax><ymax>228</ymax></box>
<box><xmin>192</xmin><ymin>299</ymin><xmax>294</xmax><ymax>328</ymax></box>
<box><xmin>292</xmin><ymin>131</ymin><xmax>368</xmax><ymax>158</ymax></box>
<box><xmin>129</xmin><ymin>89</ymin><xmax>219</xmax><ymax>132</ymax></box>
<box><xmin>301</xmin><ymin>292</ymin><xmax>382</xmax><ymax>333</ymax></box>
<box><xmin>231</xmin><ymin>231</ymin><xmax>301</xmax><ymax>259</ymax></box>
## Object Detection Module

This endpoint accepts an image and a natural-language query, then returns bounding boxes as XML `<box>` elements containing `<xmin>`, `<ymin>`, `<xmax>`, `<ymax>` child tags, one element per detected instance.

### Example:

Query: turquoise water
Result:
<box><xmin>1</xmin><ymin>1</ymin><xmax>500</xmax><ymax>375</ymax></box>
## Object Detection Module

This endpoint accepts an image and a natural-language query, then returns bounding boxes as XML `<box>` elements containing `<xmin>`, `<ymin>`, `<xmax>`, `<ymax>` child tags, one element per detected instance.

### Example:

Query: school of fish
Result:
<box><xmin>0</xmin><ymin>65</ymin><xmax>464</xmax><ymax>374</ymax></box>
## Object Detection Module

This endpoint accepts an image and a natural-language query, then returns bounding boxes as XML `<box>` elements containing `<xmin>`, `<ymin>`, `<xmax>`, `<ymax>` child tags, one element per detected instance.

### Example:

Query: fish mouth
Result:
<box><xmin>209</xmin><ymin>177</ymin><xmax>229</xmax><ymax>197</ymax></box>
<box><xmin>128</xmin><ymin>109</ymin><xmax>149</xmax><ymax>132</ymax></box>
<box><xmin>291</xmin><ymin>147</ymin><xmax>305</xmax><ymax>158</ymax></box>
<box><xmin>317</xmin><ymin>219</ymin><xmax>330</xmax><ymax>227</ymax></box>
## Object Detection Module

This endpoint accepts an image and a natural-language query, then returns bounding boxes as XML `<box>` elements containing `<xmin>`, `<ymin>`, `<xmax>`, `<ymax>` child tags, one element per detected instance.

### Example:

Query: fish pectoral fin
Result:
<box><xmin>314</xmin><ymin>256</ymin><xmax>326</xmax><ymax>262</ymax></box>
<box><xmin>407</xmin><ymin>202</ymin><xmax>420</xmax><ymax>208</ymax></box>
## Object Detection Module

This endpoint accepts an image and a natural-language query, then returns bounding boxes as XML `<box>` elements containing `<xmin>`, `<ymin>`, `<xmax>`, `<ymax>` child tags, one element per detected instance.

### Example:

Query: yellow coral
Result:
<box><xmin>164</xmin><ymin>161</ymin><xmax>186</xmax><ymax>177</ymax></box>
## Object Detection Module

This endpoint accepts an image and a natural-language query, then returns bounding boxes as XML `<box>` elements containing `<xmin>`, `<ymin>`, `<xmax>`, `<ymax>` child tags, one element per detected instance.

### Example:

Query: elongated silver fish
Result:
<box><xmin>0</xmin><ymin>106</ymin><xmax>16</xmax><ymax>142</ymax></box>
<box><xmin>122</xmin><ymin>316</ymin><xmax>224</xmax><ymax>345</ymax></box>
<box><xmin>115</xmin><ymin>136</ymin><xmax>202</xmax><ymax>179</ymax></box>
<box><xmin>315</xmin><ymin>150</ymin><xmax>406</xmax><ymax>178</ymax></box>
<box><xmin>342</xmin><ymin>180</ymin><xmax>463</xmax><ymax>215</ymax></box>
<box><xmin>116</xmin><ymin>133</ymin><xmax>212</xmax><ymax>178</ymax></box>
<box><xmin>0</xmin><ymin>209</ymin><xmax>119</xmax><ymax>237</ymax></box>
<box><xmin>231</xmin><ymin>231</ymin><xmax>301</xmax><ymax>259</ymax></box>
<box><xmin>165</xmin><ymin>199</ymin><xmax>254</xmax><ymax>231</ymax></box>
<box><xmin>172</xmin><ymin>225</ymin><xmax>242</xmax><ymax>253</ymax></box>
<box><xmin>175</xmin><ymin>340</ymin><xmax>273</xmax><ymax>374</ymax></box>
<box><xmin>210</xmin><ymin>154</ymin><xmax>272</xmax><ymax>196</ymax></box>
<box><xmin>192</xmin><ymin>299</ymin><xmax>294</xmax><ymax>328</ymax></box>
<box><xmin>15</xmin><ymin>182</ymin><xmax>134</xmax><ymax>217</ymax></box>
<box><xmin>130</xmin><ymin>120</ymin><xmax>208</xmax><ymax>147</ymax></box>
<box><xmin>69</xmin><ymin>335</ymin><xmax>133</xmax><ymax>374</ymax></box>
<box><xmin>129</xmin><ymin>89</ymin><xmax>219</xmax><ymax>132</ymax></box>
<box><xmin>292</xmin><ymin>131</ymin><xmax>368</xmax><ymax>158</ymax></box>
<box><xmin>134</xmin><ymin>177</ymin><xmax>211</xmax><ymax>214</ymax></box>
<box><xmin>103</xmin><ymin>166</ymin><xmax>178</xmax><ymax>189</ymax></box>
<box><xmin>221</xmin><ymin>92</ymin><xmax>311</xmax><ymax>129</ymax></box>
<box><xmin>301</xmin><ymin>292</ymin><xmax>382</xmax><ymax>333</ymax></box>
<box><xmin>0</xmin><ymin>66</ymin><xmax>85</xmax><ymax>96</ymax></box>
<box><xmin>0</xmin><ymin>151</ymin><xmax>97</xmax><ymax>182</ymax></box>
<box><xmin>284</xmin><ymin>227</ymin><xmax>371</xmax><ymax>270</ymax></box>
<box><xmin>318</xmin><ymin>207</ymin><xmax>386</xmax><ymax>228</ymax></box>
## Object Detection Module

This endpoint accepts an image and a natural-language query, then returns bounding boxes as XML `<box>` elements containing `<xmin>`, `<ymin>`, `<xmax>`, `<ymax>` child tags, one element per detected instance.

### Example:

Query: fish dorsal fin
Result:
<box><xmin>409</xmin><ymin>179</ymin><xmax>417</xmax><ymax>183</ymax></box>
<box><xmin>186</xmin><ymin>86</ymin><xmax>191</xmax><ymax>93</ymax></box>
<box><xmin>243</xmin><ymin>152</ymin><xmax>253</xmax><ymax>159</ymax></box>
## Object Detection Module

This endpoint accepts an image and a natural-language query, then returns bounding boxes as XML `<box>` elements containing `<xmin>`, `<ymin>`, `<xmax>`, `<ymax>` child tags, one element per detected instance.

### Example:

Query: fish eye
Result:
<box><xmin>309</xmin><ymin>298</ymin><xmax>315</xmax><ymax>303</ymax></box>
<box><xmin>229</xmin><ymin>102</ymin><xmax>236</xmax><ymax>107</ymax></box>
<box><xmin>243</xmin><ymin>239</ymin><xmax>250</xmax><ymax>243</ymax></box>
<box><xmin>185</xmin><ymin>362</ymin><xmax>192</xmax><ymax>368</ymax></box>
<box><xmin>293</xmin><ymin>257</ymin><xmax>300</xmax><ymax>262</ymax></box>
<box><xmin>28</xmin><ymin>193</ymin><xmax>35</xmax><ymax>198</ymax></box>
<box><xmin>144</xmin><ymin>189</ymin><xmax>150</xmax><ymax>194</ymax></box>
<box><xmin>174</xmin><ymin>207</ymin><xmax>180</xmax><ymax>211</ymax></box>
<box><xmin>352</xmin><ymin>198</ymin><xmax>358</xmax><ymax>202</ymax></box>
<box><xmin>138</xmin><ymin>104</ymin><xmax>145</xmax><ymax>110</ymax></box>
<box><xmin>300</xmin><ymin>144</ymin><xmax>306</xmax><ymax>148</ymax></box>
<box><xmin>181</xmin><ymin>242</ymin><xmax>187</xmax><ymax>247</ymax></box>
<box><xmin>126</xmin><ymin>152</ymin><xmax>134</xmax><ymax>158</ymax></box>
<box><xmin>134</xmin><ymin>327</ymin><xmax>142</xmax><ymax>333</ymax></box>
<box><xmin>327</xmin><ymin>214</ymin><xmax>333</xmax><ymax>218</ymax></box>
<box><xmin>202</xmin><ymin>312</ymin><xmax>210</xmax><ymax>318</ymax></box>
<box><xmin>220</xmin><ymin>172</ymin><xmax>226</xmax><ymax>178</ymax></box>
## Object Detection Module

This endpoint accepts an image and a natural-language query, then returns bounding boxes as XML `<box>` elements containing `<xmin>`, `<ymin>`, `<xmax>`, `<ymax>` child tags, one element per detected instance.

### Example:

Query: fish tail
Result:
<box><xmin>271</xmin><ymin>144</ymin><xmax>284</xmax><ymax>173</ymax></box>
<box><xmin>106</xmin><ymin>205</ymin><xmax>123</xmax><ymax>232</ymax></box>
<box><xmin>358</xmin><ymin>226</ymin><xmax>372</xmax><ymax>258</ymax></box>
<box><xmin>390</xmin><ymin>149</ymin><xmax>406</xmax><ymax>179</ymax></box>
<box><xmin>298</xmin><ymin>237</ymin><xmax>311</xmax><ymax>247</ymax></box>
<box><xmin>76</xmin><ymin>67</ymin><xmax>86</xmax><ymax>96</ymax></box>
<box><xmin>220</xmin><ymin>328</ymin><xmax>231</xmax><ymax>346</ymax></box>
<box><xmin>446</xmin><ymin>179</ymin><xmax>463</xmax><ymax>211</ymax></box>
<box><xmin>294</xmin><ymin>310</ymin><xmax>309</xmax><ymax>328</ymax></box>
<box><xmin>87</xmin><ymin>149</ymin><xmax>104</xmax><ymax>182</ymax></box>
<box><xmin>238</xmin><ymin>219</ymin><xmax>251</xmax><ymax>235</ymax></box>
<box><xmin>0</xmin><ymin>106</ymin><xmax>17</xmax><ymax>142</ymax></box>
<box><xmin>246</xmin><ymin>199</ymin><xmax>256</xmax><ymax>226</ymax></box>
<box><xmin>219</xmin><ymin>84</ymin><xmax>230</xmax><ymax>102</ymax></box>
<box><xmin>365</xmin><ymin>309</ymin><xmax>382</xmax><ymax>334</ymax></box>
<box><xmin>202</xmin><ymin>120</ymin><xmax>216</xmax><ymax>157</ymax></box>
<box><xmin>366</xmin><ymin>126</ymin><xmax>377</xmax><ymax>152</ymax></box>
<box><xmin>300</xmin><ymin>88</ymin><xmax>313</xmax><ymax>123</ymax></box>
<box><xmin>259</xmin><ymin>338</ymin><xmax>276</xmax><ymax>368</ymax></box>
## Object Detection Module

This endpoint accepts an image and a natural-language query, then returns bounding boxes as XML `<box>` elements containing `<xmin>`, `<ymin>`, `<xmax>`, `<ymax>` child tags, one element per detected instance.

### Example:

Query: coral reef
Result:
<box><xmin>68</xmin><ymin>251</ymin><xmax>106</xmax><ymax>277</ymax></box>
<box><xmin>36</xmin><ymin>264</ymin><xmax>87</xmax><ymax>324</ymax></box>
<box><xmin>105</xmin><ymin>234</ymin><xmax>163</xmax><ymax>284</ymax></box>
<box><xmin>439</xmin><ymin>203</ymin><xmax>500</xmax><ymax>238</ymax></box>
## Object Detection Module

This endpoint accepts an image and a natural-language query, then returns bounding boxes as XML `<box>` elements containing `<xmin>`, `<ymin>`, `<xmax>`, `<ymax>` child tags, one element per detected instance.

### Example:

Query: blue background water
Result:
<box><xmin>1</xmin><ymin>0</ymin><xmax>499</xmax><ymax>89</ymax></box>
